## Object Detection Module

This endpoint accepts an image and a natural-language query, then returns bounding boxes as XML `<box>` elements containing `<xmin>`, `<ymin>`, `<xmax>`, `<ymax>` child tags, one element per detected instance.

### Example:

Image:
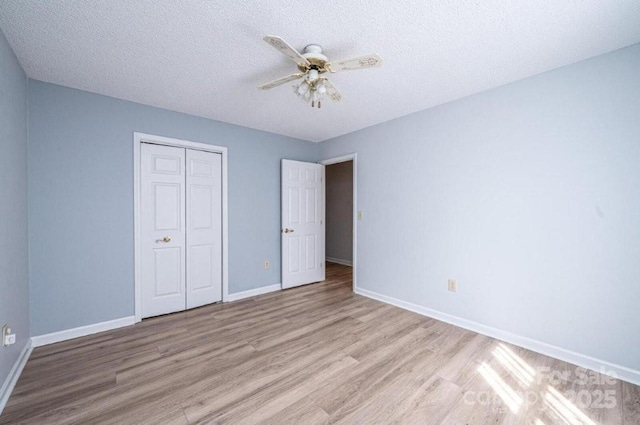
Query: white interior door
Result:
<box><xmin>186</xmin><ymin>149</ymin><xmax>222</xmax><ymax>308</ymax></box>
<box><xmin>141</xmin><ymin>143</ymin><xmax>186</xmax><ymax>318</ymax></box>
<box><xmin>282</xmin><ymin>159</ymin><xmax>325</xmax><ymax>289</ymax></box>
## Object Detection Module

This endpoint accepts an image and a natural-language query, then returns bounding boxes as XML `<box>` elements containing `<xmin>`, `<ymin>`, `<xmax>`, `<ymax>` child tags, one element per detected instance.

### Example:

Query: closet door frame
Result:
<box><xmin>133</xmin><ymin>132</ymin><xmax>228</xmax><ymax>323</ymax></box>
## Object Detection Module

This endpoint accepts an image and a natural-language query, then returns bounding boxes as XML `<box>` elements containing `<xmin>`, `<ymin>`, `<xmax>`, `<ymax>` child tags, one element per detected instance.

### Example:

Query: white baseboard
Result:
<box><xmin>227</xmin><ymin>284</ymin><xmax>281</xmax><ymax>302</ymax></box>
<box><xmin>355</xmin><ymin>287</ymin><xmax>640</xmax><ymax>386</ymax></box>
<box><xmin>31</xmin><ymin>316</ymin><xmax>135</xmax><ymax>348</ymax></box>
<box><xmin>0</xmin><ymin>339</ymin><xmax>33</xmax><ymax>415</ymax></box>
<box><xmin>326</xmin><ymin>257</ymin><xmax>353</xmax><ymax>267</ymax></box>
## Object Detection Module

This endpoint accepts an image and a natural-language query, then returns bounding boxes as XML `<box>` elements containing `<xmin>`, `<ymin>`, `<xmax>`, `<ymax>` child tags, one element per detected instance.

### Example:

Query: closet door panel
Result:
<box><xmin>141</xmin><ymin>144</ymin><xmax>186</xmax><ymax>318</ymax></box>
<box><xmin>186</xmin><ymin>149</ymin><xmax>222</xmax><ymax>308</ymax></box>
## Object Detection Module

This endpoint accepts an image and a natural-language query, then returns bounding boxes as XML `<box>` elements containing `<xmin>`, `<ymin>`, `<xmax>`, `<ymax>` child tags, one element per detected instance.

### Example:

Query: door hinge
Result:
<box><xmin>321</xmin><ymin>262</ymin><xmax>323</xmax><ymax>268</ymax></box>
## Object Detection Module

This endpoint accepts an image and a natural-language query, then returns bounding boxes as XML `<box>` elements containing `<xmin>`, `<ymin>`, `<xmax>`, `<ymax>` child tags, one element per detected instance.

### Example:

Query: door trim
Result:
<box><xmin>133</xmin><ymin>132</ymin><xmax>228</xmax><ymax>323</ymax></box>
<box><xmin>319</xmin><ymin>153</ymin><xmax>358</xmax><ymax>292</ymax></box>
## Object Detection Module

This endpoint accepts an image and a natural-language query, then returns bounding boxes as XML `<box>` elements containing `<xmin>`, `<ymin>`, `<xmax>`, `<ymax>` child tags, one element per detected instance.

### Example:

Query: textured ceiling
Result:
<box><xmin>1</xmin><ymin>1</ymin><xmax>640</xmax><ymax>142</ymax></box>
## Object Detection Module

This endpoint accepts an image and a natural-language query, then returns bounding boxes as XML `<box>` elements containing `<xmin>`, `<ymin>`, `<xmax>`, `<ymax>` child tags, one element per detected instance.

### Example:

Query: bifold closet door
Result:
<box><xmin>141</xmin><ymin>143</ymin><xmax>222</xmax><ymax>319</ymax></box>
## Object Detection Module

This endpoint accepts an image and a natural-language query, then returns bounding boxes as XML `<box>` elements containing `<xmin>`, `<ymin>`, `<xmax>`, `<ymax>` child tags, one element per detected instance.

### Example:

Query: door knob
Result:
<box><xmin>156</xmin><ymin>236</ymin><xmax>171</xmax><ymax>243</ymax></box>
<box><xmin>281</xmin><ymin>228</ymin><xmax>295</xmax><ymax>233</ymax></box>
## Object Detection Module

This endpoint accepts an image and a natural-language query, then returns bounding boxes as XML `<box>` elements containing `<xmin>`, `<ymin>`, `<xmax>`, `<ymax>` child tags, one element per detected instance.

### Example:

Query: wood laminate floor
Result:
<box><xmin>2</xmin><ymin>263</ymin><xmax>639</xmax><ymax>424</ymax></box>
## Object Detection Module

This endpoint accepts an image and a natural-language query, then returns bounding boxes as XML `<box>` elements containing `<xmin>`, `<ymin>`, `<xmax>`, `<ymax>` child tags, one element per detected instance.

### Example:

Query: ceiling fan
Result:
<box><xmin>258</xmin><ymin>36</ymin><xmax>383</xmax><ymax>108</ymax></box>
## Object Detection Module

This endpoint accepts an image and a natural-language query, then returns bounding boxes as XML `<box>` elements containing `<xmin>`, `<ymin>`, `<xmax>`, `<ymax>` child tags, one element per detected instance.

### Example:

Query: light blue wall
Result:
<box><xmin>320</xmin><ymin>44</ymin><xmax>640</xmax><ymax>371</ymax></box>
<box><xmin>28</xmin><ymin>81</ymin><xmax>318</xmax><ymax>336</ymax></box>
<box><xmin>0</xmin><ymin>29</ymin><xmax>29</xmax><ymax>392</ymax></box>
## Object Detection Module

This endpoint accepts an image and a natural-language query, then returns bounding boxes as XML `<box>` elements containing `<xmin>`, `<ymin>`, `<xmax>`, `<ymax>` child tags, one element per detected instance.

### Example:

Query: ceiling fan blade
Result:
<box><xmin>329</xmin><ymin>54</ymin><xmax>383</xmax><ymax>72</ymax></box>
<box><xmin>258</xmin><ymin>73</ymin><xmax>305</xmax><ymax>90</ymax></box>
<box><xmin>323</xmin><ymin>79</ymin><xmax>343</xmax><ymax>102</ymax></box>
<box><xmin>263</xmin><ymin>36</ymin><xmax>310</xmax><ymax>67</ymax></box>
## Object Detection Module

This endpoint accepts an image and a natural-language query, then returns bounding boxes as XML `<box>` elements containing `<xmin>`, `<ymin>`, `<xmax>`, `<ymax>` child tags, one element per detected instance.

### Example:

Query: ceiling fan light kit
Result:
<box><xmin>258</xmin><ymin>36</ymin><xmax>383</xmax><ymax>108</ymax></box>
<box><xmin>294</xmin><ymin>70</ymin><xmax>328</xmax><ymax>108</ymax></box>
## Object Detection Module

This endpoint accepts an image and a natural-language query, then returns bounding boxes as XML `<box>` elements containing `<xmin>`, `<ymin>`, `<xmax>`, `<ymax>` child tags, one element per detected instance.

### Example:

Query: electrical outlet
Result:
<box><xmin>2</xmin><ymin>324</ymin><xmax>15</xmax><ymax>347</ymax></box>
<box><xmin>264</xmin><ymin>260</ymin><xmax>270</xmax><ymax>270</ymax></box>
<box><xmin>448</xmin><ymin>279</ymin><xmax>457</xmax><ymax>292</ymax></box>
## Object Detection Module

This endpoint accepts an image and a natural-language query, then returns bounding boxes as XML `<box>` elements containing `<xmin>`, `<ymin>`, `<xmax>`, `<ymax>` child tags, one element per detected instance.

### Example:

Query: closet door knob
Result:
<box><xmin>156</xmin><ymin>236</ymin><xmax>171</xmax><ymax>243</ymax></box>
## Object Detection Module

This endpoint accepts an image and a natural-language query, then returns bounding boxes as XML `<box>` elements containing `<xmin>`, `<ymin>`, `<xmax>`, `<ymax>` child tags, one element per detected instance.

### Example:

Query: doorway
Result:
<box><xmin>320</xmin><ymin>154</ymin><xmax>357</xmax><ymax>291</ymax></box>
<box><xmin>133</xmin><ymin>133</ymin><xmax>229</xmax><ymax>322</ymax></box>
